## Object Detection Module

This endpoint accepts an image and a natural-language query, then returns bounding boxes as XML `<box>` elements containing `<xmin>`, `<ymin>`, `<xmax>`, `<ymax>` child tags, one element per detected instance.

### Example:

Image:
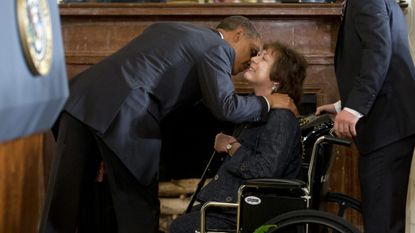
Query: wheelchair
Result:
<box><xmin>185</xmin><ymin>114</ymin><xmax>362</xmax><ymax>233</ymax></box>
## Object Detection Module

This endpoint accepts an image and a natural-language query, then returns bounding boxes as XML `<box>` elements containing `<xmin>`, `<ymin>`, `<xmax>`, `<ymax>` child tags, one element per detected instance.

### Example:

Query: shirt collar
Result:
<box><xmin>218</xmin><ymin>31</ymin><xmax>224</xmax><ymax>39</ymax></box>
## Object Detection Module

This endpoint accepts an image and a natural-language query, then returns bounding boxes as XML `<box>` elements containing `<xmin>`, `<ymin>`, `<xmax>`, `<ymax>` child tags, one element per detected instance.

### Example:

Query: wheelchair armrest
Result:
<box><xmin>244</xmin><ymin>178</ymin><xmax>307</xmax><ymax>189</ymax></box>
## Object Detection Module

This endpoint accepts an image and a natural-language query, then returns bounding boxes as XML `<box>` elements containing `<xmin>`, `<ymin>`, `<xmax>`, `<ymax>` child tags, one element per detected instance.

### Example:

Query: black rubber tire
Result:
<box><xmin>263</xmin><ymin>209</ymin><xmax>361</xmax><ymax>233</ymax></box>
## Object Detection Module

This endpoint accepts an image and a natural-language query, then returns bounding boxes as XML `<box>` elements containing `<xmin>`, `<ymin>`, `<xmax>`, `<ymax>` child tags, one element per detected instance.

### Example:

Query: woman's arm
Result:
<box><xmin>223</xmin><ymin>110</ymin><xmax>301</xmax><ymax>179</ymax></box>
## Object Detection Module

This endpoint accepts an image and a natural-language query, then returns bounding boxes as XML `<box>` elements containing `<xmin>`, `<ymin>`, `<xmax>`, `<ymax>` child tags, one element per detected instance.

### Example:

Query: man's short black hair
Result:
<box><xmin>216</xmin><ymin>16</ymin><xmax>261</xmax><ymax>39</ymax></box>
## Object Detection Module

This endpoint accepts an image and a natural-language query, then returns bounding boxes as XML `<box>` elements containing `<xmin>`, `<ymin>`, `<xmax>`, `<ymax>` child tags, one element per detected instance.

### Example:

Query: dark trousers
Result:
<box><xmin>359</xmin><ymin>134</ymin><xmax>415</xmax><ymax>233</ymax></box>
<box><xmin>40</xmin><ymin>112</ymin><xmax>160</xmax><ymax>233</ymax></box>
<box><xmin>169</xmin><ymin>205</ymin><xmax>236</xmax><ymax>233</ymax></box>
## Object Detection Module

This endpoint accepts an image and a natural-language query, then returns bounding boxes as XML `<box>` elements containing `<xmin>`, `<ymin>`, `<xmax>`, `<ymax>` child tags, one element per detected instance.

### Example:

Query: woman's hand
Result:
<box><xmin>214</xmin><ymin>133</ymin><xmax>237</xmax><ymax>154</ymax></box>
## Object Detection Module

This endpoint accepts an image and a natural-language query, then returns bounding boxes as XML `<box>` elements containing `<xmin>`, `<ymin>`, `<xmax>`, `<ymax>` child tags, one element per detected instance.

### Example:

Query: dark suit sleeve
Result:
<box><xmin>344</xmin><ymin>0</ymin><xmax>392</xmax><ymax>115</ymax></box>
<box><xmin>223</xmin><ymin>110</ymin><xmax>300</xmax><ymax>179</ymax></box>
<box><xmin>197</xmin><ymin>45</ymin><xmax>268</xmax><ymax>123</ymax></box>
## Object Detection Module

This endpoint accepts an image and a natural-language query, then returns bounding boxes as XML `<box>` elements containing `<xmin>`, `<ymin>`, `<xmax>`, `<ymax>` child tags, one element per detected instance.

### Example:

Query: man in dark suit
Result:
<box><xmin>316</xmin><ymin>0</ymin><xmax>415</xmax><ymax>232</ymax></box>
<box><xmin>40</xmin><ymin>16</ymin><xmax>298</xmax><ymax>233</ymax></box>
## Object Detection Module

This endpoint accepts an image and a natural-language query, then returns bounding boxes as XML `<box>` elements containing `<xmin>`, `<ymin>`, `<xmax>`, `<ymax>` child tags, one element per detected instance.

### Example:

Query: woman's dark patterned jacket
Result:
<box><xmin>197</xmin><ymin>108</ymin><xmax>302</xmax><ymax>204</ymax></box>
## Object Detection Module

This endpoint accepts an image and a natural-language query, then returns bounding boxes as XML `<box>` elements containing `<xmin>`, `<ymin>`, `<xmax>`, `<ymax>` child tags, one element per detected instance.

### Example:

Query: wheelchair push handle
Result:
<box><xmin>321</xmin><ymin>135</ymin><xmax>352</xmax><ymax>147</ymax></box>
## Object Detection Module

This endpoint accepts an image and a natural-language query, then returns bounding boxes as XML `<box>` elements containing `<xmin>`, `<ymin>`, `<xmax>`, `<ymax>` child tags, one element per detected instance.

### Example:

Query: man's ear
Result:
<box><xmin>233</xmin><ymin>28</ymin><xmax>245</xmax><ymax>43</ymax></box>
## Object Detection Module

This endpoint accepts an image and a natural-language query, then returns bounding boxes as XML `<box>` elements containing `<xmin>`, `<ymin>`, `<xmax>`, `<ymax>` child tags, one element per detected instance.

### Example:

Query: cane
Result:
<box><xmin>184</xmin><ymin>151</ymin><xmax>225</xmax><ymax>214</ymax></box>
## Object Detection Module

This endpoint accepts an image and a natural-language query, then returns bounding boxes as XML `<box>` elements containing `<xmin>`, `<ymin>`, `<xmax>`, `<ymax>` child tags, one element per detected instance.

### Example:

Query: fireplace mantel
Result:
<box><xmin>60</xmin><ymin>2</ymin><xmax>342</xmax><ymax>102</ymax></box>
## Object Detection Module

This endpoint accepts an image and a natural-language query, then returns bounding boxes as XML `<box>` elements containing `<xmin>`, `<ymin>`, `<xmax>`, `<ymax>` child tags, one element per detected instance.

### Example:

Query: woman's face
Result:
<box><xmin>243</xmin><ymin>49</ymin><xmax>277</xmax><ymax>93</ymax></box>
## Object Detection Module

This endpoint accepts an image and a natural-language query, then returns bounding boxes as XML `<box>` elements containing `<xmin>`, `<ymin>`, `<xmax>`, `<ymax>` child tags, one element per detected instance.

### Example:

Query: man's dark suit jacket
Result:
<box><xmin>198</xmin><ymin>109</ymin><xmax>301</xmax><ymax>204</ymax></box>
<box><xmin>64</xmin><ymin>22</ymin><xmax>268</xmax><ymax>185</ymax></box>
<box><xmin>335</xmin><ymin>0</ymin><xmax>415</xmax><ymax>155</ymax></box>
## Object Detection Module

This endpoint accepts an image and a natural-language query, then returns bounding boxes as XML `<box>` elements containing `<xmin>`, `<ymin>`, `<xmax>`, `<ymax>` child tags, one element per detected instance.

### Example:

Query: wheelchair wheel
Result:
<box><xmin>258</xmin><ymin>209</ymin><xmax>361</xmax><ymax>233</ymax></box>
<box><xmin>325</xmin><ymin>192</ymin><xmax>362</xmax><ymax>217</ymax></box>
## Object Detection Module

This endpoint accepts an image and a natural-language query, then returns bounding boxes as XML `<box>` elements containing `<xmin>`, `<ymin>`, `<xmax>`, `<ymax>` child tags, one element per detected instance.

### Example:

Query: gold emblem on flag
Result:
<box><xmin>17</xmin><ymin>0</ymin><xmax>53</xmax><ymax>76</ymax></box>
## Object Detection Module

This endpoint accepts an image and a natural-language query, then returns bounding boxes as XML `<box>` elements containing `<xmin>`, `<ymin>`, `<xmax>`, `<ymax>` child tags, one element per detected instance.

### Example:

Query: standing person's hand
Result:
<box><xmin>315</xmin><ymin>103</ymin><xmax>338</xmax><ymax>120</ymax></box>
<box><xmin>333</xmin><ymin>110</ymin><xmax>358</xmax><ymax>138</ymax></box>
<box><xmin>265</xmin><ymin>93</ymin><xmax>299</xmax><ymax>116</ymax></box>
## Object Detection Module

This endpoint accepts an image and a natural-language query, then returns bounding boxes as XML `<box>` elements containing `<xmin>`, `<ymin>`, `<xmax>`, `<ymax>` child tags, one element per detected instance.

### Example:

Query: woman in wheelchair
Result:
<box><xmin>169</xmin><ymin>41</ymin><xmax>307</xmax><ymax>233</ymax></box>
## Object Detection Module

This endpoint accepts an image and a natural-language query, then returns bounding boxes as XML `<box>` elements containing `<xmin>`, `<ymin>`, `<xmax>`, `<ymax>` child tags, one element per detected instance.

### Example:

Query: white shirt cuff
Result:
<box><xmin>334</xmin><ymin>100</ymin><xmax>342</xmax><ymax>113</ymax></box>
<box><xmin>262</xmin><ymin>96</ymin><xmax>271</xmax><ymax>112</ymax></box>
<box><xmin>344</xmin><ymin>107</ymin><xmax>364</xmax><ymax>118</ymax></box>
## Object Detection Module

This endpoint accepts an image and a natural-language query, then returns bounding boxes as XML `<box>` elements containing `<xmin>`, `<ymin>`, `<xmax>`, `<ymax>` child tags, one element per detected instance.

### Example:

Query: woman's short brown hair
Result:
<box><xmin>265</xmin><ymin>41</ymin><xmax>307</xmax><ymax>105</ymax></box>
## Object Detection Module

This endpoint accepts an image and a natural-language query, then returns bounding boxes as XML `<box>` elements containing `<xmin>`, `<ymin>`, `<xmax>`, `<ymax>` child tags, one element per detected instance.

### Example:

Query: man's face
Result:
<box><xmin>232</xmin><ymin>35</ymin><xmax>261</xmax><ymax>75</ymax></box>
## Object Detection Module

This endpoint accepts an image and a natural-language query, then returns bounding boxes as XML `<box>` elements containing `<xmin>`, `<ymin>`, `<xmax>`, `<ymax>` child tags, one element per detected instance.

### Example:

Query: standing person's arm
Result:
<box><xmin>334</xmin><ymin>0</ymin><xmax>392</xmax><ymax>138</ymax></box>
<box><xmin>344</xmin><ymin>0</ymin><xmax>391</xmax><ymax>114</ymax></box>
<box><xmin>315</xmin><ymin>101</ymin><xmax>341</xmax><ymax>118</ymax></box>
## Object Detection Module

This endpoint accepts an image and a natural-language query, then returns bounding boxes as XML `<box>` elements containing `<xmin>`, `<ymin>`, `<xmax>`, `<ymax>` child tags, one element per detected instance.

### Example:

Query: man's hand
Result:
<box><xmin>266</xmin><ymin>93</ymin><xmax>299</xmax><ymax>116</ymax></box>
<box><xmin>315</xmin><ymin>103</ymin><xmax>337</xmax><ymax>120</ymax></box>
<box><xmin>333</xmin><ymin>110</ymin><xmax>359</xmax><ymax>138</ymax></box>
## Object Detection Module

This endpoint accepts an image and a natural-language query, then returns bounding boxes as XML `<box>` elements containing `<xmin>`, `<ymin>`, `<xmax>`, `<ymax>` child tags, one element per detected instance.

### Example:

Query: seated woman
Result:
<box><xmin>169</xmin><ymin>41</ymin><xmax>307</xmax><ymax>233</ymax></box>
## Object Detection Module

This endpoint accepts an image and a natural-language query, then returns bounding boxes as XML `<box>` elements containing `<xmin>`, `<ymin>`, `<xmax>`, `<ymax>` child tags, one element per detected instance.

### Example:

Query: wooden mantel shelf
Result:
<box><xmin>59</xmin><ymin>2</ymin><xmax>343</xmax><ymax>99</ymax></box>
<box><xmin>59</xmin><ymin>2</ymin><xmax>342</xmax><ymax>16</ymax></box>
